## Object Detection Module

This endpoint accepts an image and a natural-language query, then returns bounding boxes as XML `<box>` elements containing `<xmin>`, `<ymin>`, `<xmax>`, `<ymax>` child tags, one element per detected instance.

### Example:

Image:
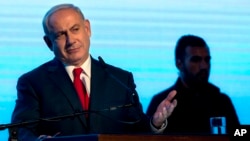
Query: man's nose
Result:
<box><xmin>66</xmin><ymin>33</ymin><xmax>76</xmax><ymax>46</ymax></box>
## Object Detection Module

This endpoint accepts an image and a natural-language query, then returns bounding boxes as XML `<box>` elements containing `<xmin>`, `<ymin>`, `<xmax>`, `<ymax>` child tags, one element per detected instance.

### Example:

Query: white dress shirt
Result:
<box><xmin>65</xmin><ymin>55</ymin><xmax>91</xmax><ymax>96</ymax></box>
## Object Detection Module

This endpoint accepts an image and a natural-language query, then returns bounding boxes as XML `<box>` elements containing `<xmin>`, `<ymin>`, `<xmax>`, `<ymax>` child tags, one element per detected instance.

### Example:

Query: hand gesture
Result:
<box><xmin>152</xmin><ymin>90</ymin><xmax>177</xmax><ymax>128</ymax></box>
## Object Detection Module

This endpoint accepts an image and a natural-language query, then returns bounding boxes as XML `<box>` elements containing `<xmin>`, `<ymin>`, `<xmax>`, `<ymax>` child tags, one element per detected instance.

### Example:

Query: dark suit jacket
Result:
<box><xmin>146</xmin><ymin>78</ymin><xmax>240</xmax><ymax>135</ymax></box>
<box><xmin>10</xmin><ymin>57</ymin><xmax>150</xmax><ymax>141</ymax></box>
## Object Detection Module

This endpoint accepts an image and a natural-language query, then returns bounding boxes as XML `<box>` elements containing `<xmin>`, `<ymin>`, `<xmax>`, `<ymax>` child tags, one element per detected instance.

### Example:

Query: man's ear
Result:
<box><xmin>84</xmin><ymin>19</ymin><xmax>91</xmax><ymax>37</ymax></box>
<box><xmin>176</xmin><ymin>59</ymin><xmax>183</xmax><ymax>71</ymax></box>
<box><xmin>43</xmin><ymin>36</ymin><xmax>53</xmax><ymax>51</ymax></box>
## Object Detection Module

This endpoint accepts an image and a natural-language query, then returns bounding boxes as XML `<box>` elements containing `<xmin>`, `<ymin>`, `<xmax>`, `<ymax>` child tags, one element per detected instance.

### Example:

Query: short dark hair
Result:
<box><xmin>175</xmin><ymin>34</ymin><xmax>208</xmax><ymax>62</ymax></box>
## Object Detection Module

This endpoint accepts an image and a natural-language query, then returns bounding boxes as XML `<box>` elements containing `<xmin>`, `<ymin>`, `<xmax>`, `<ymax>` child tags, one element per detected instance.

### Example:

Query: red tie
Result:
<box><xmin>73</xmin><ymin>68</ymin><xmax>89</xmax><ymax>111</ymax></box>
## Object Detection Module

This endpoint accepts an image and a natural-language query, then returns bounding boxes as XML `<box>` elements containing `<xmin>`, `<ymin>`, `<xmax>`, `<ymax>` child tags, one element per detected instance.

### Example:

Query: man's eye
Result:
<box><xmin>54</xmin><ymin>33</ymin><xmax>64</xmax><ymax>39</ymax></box>
<box><xmin>190</xmin><ymin>56</ymin><xmax>202</xmax><ymax>62</ymax></box>
<box><xmin>72</xmin><ymin>28</ymin><xmax>79</xmax><ymax>32</ymax></box>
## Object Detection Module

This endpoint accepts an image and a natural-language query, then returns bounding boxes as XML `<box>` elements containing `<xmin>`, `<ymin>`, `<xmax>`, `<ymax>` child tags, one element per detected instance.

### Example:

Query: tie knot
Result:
<box><xmin>73</xmin><ymin>68</ymin><xmax>83</xmax><ymax>77</ymax></box>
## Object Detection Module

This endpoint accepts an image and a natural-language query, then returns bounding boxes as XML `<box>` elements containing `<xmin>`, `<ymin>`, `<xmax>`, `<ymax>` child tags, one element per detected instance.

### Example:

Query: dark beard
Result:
<box><xmin>183</xmin><ymin>68</ymin><xmax>210</xmax><ymax>89</ymax></box>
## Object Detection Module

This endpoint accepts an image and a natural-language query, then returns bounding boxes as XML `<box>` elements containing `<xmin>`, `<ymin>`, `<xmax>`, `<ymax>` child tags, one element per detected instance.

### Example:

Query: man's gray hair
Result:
<box><xmin>42</xmin><ymin>4</ymin><xmax>85</xmax><ymax>35</ymax></box>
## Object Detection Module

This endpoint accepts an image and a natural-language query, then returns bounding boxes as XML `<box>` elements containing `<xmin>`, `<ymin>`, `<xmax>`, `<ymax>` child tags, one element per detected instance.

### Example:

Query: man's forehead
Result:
<box><xmin>47</xmin><ymin>9</ymin><xmax>82</xmax><ymax>33</ymax></box>
<box><xmin>185</xmin><ymin>46</ymin><xmax>210</xmax><ymax>55</ymax></box>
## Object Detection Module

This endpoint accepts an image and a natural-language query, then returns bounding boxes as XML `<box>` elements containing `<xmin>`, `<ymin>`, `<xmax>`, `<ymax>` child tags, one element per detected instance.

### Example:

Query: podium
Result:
<box><xmin>44</xmin><ymin>134</ymin><xmax>230</xmax><ymax>141</ymax></box>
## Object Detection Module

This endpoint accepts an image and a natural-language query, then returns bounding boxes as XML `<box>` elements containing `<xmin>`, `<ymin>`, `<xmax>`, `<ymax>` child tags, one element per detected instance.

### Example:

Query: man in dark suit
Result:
<box><xmin>9</xmin><ymin>4</ymin><xmax>177</xmax><ymax>141</ymax></box>
<box><xmin>146</xmin><ymin>34</ymin><xmax>239</xmax><ymax>135</ymax></box>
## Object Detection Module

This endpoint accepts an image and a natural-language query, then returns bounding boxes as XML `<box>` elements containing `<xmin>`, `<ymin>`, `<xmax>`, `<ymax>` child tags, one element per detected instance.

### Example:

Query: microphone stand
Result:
<box><xmin>2</xmin><ymin>104</ymin><xmax>137</xmax><ymax>140</ymax></box>
<box><xmin>0</xmin><ymin>100</ymin><xmax>135</xmax><ymax>131</ymax></box>
<box><xmin>0</xmin><ymin>111</ymin><xmax>89</xmax><ymax>131</ymax></box>
<box><xmin>97</xmin><ymin>56</ymin><xmax>143</xmax><ymax>123</ymax></box>
<box><xmin>1</xmin><ymin>111</ymin><xmax>89</xmax><ymax>141</ymax></box>
<box><xmin>98</xmin><ymin>56</ymin><xmax>137</xmax><ymax>105</ymax></box>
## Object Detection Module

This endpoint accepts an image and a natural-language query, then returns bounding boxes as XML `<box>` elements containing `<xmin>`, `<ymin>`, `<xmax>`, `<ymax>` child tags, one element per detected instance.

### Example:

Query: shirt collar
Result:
<box><xmin>65</xmin><ymin>55</ymin><xmax>91</xmax><ymax>80</ymax></box>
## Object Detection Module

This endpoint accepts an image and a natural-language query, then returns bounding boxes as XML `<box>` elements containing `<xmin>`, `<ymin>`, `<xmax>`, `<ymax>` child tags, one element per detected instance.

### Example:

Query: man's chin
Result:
<box><xmin>191</xmin><ymin>79</ymin><xmax>208</xmax><ymax>87</ymax></box>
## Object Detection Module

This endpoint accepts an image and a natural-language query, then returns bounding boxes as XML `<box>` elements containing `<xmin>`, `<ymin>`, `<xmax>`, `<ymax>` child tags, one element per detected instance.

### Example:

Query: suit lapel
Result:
<box><xmin>89</xmin><ymin>58</ymin><xmax>107</xmax><ymax>110</ymax></box>
<box><xmin>46</xmin><ymin>59</ymin><xmax>88</xmax><ymax>128</ymax></box>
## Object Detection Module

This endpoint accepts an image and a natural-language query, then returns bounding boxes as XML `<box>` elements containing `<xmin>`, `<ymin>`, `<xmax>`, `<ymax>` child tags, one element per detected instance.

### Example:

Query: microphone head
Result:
<box><xmin>98</xmin><ymin>56</ymin><xmax>107</xmax><ymax>69</ymax></box>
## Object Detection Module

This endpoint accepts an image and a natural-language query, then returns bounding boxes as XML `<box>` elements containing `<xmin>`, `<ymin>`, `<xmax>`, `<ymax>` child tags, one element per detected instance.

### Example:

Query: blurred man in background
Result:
<box><xmin>147</xmin><ymin>34</ymin><xmax>239</xmax><ymax>135</ymax></box>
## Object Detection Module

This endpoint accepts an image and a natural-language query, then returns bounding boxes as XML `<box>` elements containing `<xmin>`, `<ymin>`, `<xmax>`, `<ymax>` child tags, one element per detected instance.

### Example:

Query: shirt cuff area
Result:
<box><xmin>150</xmin><ymin>119</ymin><xmax>168</xmax><ymax>134</ymax></box>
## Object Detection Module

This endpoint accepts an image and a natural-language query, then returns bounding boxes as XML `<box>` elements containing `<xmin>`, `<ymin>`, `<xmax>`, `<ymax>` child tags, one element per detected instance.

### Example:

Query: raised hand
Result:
<box><xmin>152</xmin><ymin>90</ymin><xmax>177</xmax><ymax>128</ymax></box>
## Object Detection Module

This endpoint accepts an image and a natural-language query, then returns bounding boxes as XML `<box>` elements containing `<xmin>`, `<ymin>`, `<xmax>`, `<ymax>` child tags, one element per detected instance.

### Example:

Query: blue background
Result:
<box><xmin>0</xmin><ymin>0</ymin><xmax>250</xmax><ymax>140</ymax></box>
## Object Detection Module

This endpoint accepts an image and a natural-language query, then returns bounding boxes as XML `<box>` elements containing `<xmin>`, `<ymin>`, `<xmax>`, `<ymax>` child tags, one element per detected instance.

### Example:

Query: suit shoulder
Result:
<box><xmin>18</xmin><ymin>59</ymin><xmax>56</xmax><ymax>79</ymax></box>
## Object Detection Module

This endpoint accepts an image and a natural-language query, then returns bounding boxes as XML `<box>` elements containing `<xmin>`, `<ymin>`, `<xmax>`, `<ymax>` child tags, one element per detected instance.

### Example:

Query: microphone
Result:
<box><xmin>98</xmin><ymin>56</ymin><xmax>136</xmax><ymax>105</ymax></box>
<box><xmin>97</xmin><ymin>56</ymin><xmax>143</xmax><ymax>125</ymax></box>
